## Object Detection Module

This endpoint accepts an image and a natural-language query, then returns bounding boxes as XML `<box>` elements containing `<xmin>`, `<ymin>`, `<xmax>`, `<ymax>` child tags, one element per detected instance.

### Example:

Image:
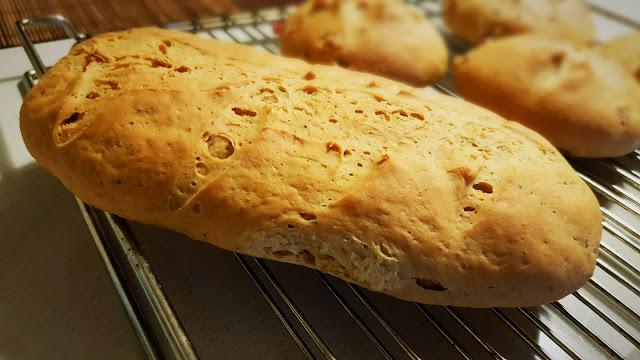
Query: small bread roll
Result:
<box><xmin>453</xmin><ymin>34</ymin><xmax>640</xmax><ymax>158</ymax></box>
<box><xmin>595</xmin><ymin>32</ymin><xmax>640</xmax><ymax>83</ymax></box>
<box><xmin>442</xmin><ymin>0</ymin><xmax>596</xmax><ymax>45</ymax></box>
<box><xmin>280</xmin><ymin>0</ymin><xmax>448</xmax><ymax>86</ymax></box>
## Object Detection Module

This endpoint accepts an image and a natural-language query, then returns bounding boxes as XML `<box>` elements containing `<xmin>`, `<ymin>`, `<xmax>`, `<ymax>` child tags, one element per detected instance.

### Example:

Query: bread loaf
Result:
<box><xmin>595</xmin><ymin>32</ymin><xmax>640</xmax><ymax>83</ymax></box>
<box><xmin>280</xmin><ymin>0</ymin><xmax>448</xmax><ymax>86</ymax></box>
<box><xmin>20</xmin><ymin>28</ymin><xmax>602</xmax><ymax>307</ymax></box>
<box><xmin>442</xmin><ymin>0</ymin><xmax>595</xmax><ymax>45</ymax></box>
<box><xmin>453</xmin><ymin>34</ymin><xmax>640</xmax><ymax>158</ymax></box>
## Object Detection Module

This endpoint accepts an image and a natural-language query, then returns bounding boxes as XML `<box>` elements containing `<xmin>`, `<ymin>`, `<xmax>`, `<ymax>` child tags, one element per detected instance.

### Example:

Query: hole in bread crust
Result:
<box><xmin>550</xmin><ymin>51</ymin><xmax>566</xmax><ymax>67</ymax></box>
<box><xmin>56</xmin><ymin>112</ymin><xmax>88</xmax><ymax>144</ymax></box>
<box><xmin>336</xmin><ymin>58</ymin><xmax>350</xmax><ymax>68</ymax></box>
<box><xmin>379</xmin><ymin>243</ymin><xmax>393</xmax><ymax>258</ymax></box>
<box><xmin>375</xmin><ymin>110</ymin><xmax>390</xmax><ymax>120</ymax></box>
<box><xmin>269</xmin><ymin>249</ymin><xmax>316</xmax><ymax>266</ymax></box>
<box><xmin>302</xmin><ymin>85</ymin><xmax>318</xmax><ymax>95</ymax></box>
<box><xmin>301</xmin><ymin>250</ymin><xmax>316</xmax><ymax>265</ymax></box>
<box><xmin>272</xmin><ymin>250</ymin><xmax>293</xmax><ymax>257</ymax></box>
<box><xmin>61</xmin><ymin>112</ymin><xmax>84</xmax><ymax>127</ymax></box>
<box><xmin>204</xmin><ymin>133</ymin><xmax>235</xmax><ymax>159</ymax></box>
<box><xmin>464</xmin><ymin>206</ymin><xmax>476</xmax><ymax>212</ymax></box>
<box><xmin>299</xmin><ymin>212</ymin><xmax>317</xmax><ymax>221</ymax></box>
<box><xmin>473</xmin><ymin>182</ymin><xmax>493</xmax><ymax>194</ymax></box>
<box><xmin>326</xmin><ymin>142</ymin><xmax>341</xmax><ymax>153</ymax></box>
<box><xmin>148</xmin><ymin>58</ymin><xmax>172</xmax><ymax>68</ymax></box>
<box><xmin>195</xmin><ymin>162</ymin><xmax>210</xmax><ymax>177</ymax></box>
<box><xmin>416</xmin><ymin>278</ymin><xmax>447</xmax><ymax>292</ymax></box>
<box><xmin>392</xmin><ymin>110</ymin><xmax>408</xmax><ymax>117</ymax></box>
<box><xmin>232</xmin><ymin>107</ymin><xmax>257</xmax><ymax>117</ymax></box>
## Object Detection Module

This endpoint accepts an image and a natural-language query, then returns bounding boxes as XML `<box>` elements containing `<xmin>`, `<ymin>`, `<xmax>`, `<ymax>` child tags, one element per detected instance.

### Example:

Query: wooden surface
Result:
<box><xmin>0</xmin><ymin>0</ymin><xmax>293</xmax><ymax>48</ymax></box>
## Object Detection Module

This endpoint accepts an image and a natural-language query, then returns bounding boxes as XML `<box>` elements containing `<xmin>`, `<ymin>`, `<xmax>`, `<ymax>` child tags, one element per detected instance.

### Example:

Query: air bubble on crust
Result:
<box><xmin>375</xmin><ymin>110</ymin><xmax>389</xmax><ymax>120</ymax></box>
<box><xmin>326</xmin><ymin>142</ymin><xmax>341</xmax><ymax>154</ymax></box>
<box><xmin>415</xmin><ymin>278</ymin><xmax>447</xmax><ymax>291</ymax></box>
<box><xmin>299</xmin><ymin>212</ymin><xmax>317</xmax><ymax>221</ymax></box>
<box><xmin>232</xmin><ymin>107</ymin><xmax>257</xmax><ymax>117</ymax></box>
<box><xmin>94</xmin><ymin>79</ymin><xmax>119</xmax><ymax>90</ymax></box>
<box><xmin>379</xmin><ymin>243</ymin><xmax>394</xmax><ymax>258</ymax></box>
<box><xmin>269</xmin><ymin>248</ymin><xmax>317</xmax><ymax>266</ymax></box>
<box><xmin>335</xmin><ymin>58</ymin><xmax>350</xmax><ymax>68</ymax></box>
<box><xmin>473</xmin><ymin>182</ymin><xmax>493</xmax><ymax>194</ymax></box>
<box><xmin>55</xmin><ymin>112</ymin><xmax>88</xmax><ymax>145</ymax></box>
<box><xmin>195</xmin><ymin>162</ymin><xmax>210</xmax><ymax>177</ymax></box>
<box><xmin>61</xmin><ymin>112</ymin><xmax>83</xmax><ymax>127</ymax></box>
<box><xmin>301</xmin><ymin>85</ymin><xmax>319</xmax><ymax>95</ymax></box>
<box><xmin>204</xmin><ymin>133</ymin><xmax>235</xmax><ymax>160</ymax></box>
<box><xmin>392</xmin><ymin>110</ymin><xmax>408</xmax><ymax>117</ymax></box>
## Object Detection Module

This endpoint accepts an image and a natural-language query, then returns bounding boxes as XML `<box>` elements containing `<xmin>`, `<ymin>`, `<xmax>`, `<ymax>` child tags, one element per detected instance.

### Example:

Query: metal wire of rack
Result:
<box><xmin>15</xmin><ymin>1</ymin><xmax>640</xmax><ymax>359</ymax></box>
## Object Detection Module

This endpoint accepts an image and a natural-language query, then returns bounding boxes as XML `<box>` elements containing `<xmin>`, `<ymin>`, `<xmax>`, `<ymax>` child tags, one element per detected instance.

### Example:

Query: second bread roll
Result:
<box><xmin>453</xmin><ymin>34</ymin><xmax>640</xmax><ymax>158</ymax></box>
<box><xmin>442</xmin><ymin>0</ymin><xmax>595</xmax><ymax>45</ymax></box>
<box><xmin>595</xmin><ymin>32</ymin><xmax>640</xmax><ymax>83</ymax></box>
<box><xmin>280</xmin><ymin>0</ymin><xmax>448</xmax><ymax>86</ymax></box>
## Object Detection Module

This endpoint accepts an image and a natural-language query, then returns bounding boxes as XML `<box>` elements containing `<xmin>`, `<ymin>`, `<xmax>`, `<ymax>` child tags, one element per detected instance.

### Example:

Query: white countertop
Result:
<box><xmin>0</xmin><ymin>40</ymin><xmax>146</xmax><ymax>360</ymax></box>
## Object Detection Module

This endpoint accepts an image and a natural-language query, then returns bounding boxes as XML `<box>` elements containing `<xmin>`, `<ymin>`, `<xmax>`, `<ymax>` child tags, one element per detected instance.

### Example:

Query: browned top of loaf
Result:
<box><xmin>20</xmin><ymin>28</ymin><xmax>601</xmax><ymax>307</ymax></box>
<box><xmin>280</xmin><ymin>0</ymin><xmax>448</xmax><ymax>86</ymax></box>
<box><xmin>442</xmin><ymin>0</ymin><xmax>595</xmax><ymax>45</ymax></box>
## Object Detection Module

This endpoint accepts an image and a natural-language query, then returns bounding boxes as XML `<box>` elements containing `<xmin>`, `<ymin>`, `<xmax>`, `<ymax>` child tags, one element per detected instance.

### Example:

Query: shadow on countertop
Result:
<box><xmin>0</xmin><ymin>109</ymin><xmax>146</xmax><ymax>359</ymax></box>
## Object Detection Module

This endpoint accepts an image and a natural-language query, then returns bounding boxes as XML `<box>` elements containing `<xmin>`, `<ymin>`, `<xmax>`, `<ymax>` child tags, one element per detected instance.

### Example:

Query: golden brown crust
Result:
<box><xmin>21</xmin><ymin>28</ymin><xmax>601</xmax><ymax>307</ymax></box>
<box><xmin>442</xmin><ymin>0</ymin><xmax>595</xmax><ymax>45</ymax></box>
<box><xmin>453</xmin><ymin>34</ymin><xmax>640</xmax><ymax>158</ymax></box>
<box><xmin>595</xmin><ymin>32</ymin><xmax>640</xmax><ymax>83</ymax></box>
<box><xmin>279</xmin><ymin>0</ymin><xmax>448</xmax><ymax>86</ymax></box>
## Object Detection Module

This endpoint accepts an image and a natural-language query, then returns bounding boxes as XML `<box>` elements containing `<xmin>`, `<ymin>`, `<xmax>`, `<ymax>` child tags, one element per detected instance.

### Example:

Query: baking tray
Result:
<box><xmin>15</xmin><ymin>1</ymin><xmax>640</xmax><ymax>359</ymax></box>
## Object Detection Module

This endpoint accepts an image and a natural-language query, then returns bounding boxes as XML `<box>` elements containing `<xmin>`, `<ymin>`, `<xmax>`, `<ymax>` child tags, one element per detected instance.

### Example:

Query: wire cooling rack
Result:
<box><xmin>15</xmin><ymin>1</ymin><xmax>640</xmax><ymax>359</ymax></box>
